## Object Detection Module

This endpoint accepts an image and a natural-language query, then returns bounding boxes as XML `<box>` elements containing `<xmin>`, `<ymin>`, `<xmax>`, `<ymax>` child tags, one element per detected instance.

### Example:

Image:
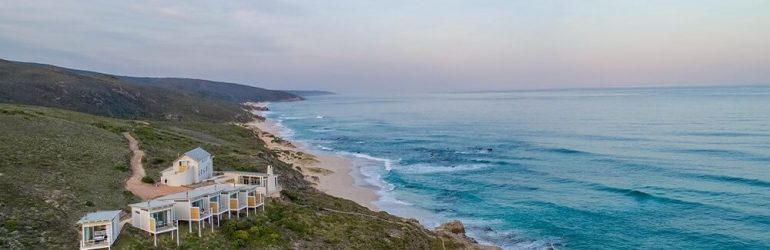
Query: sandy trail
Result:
<box><xmin>122</xmin><ymin>132</ymin><xmax>189</xmax><ymax>200</ymax></box>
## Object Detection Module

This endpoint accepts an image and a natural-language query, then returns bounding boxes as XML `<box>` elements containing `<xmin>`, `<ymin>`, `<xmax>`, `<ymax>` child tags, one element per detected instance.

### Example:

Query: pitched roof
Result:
<box><xmin>183</xmin><ymin>147</ymin><xmax>211</xmax><ymax>162</ymax></box>
<box><xmin>78</xmin><ymin>210</ymin><xmax>122</xmax><ymax>224</ymax></box>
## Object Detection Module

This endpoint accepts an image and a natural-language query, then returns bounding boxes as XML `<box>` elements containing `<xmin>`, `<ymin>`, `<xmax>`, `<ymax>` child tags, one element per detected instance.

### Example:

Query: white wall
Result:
<box><xmin>130</xmin><ymin>208</ymin><xmax>146</xmax><ymax>230</ymax></box>
<box><xmin>162</xmin><ymin>154</ymin><xmax>215</xmax><ymax>186</ymax></box>
<box><xmin>110</xmin><ymin>215</ymin><xmax>121</xmax><ymax>246</ymax></box>
<box><xmin>162</xmin><ymin>169</ymin><xmax>194</xmax><ymax>186</ymax></box>
<box><xmin>170</xmin><ymin>200</ymin><xmax>192</xmax><ymax>221</ymax></box>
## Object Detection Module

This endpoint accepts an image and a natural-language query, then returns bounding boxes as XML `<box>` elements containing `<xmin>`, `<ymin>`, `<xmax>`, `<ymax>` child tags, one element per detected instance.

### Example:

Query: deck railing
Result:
<box><xmin>81</xmin><ymin>240</ymin><xmax>110</xmax><ymax>248</ymax></box>
<box><xmin>230</xmin><ymin>199</ymin><xmax>238</xmax><ymax>210</ymax></box>
<box><xmin>210</xmin><ymin>203</ymin><xmax>219</xmax><ymax>214</ymax></box>
<box><xmin>190</xmin><ymin>207</ymin><xmax>200</xmax><ymax>220</ymax></box>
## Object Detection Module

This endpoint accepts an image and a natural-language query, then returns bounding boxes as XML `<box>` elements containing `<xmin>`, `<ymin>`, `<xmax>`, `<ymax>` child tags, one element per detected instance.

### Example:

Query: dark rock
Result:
<box><xmin>434</xmin><ymin>220</ymin><xmax>501</xmax><ymax>250</ymax></box>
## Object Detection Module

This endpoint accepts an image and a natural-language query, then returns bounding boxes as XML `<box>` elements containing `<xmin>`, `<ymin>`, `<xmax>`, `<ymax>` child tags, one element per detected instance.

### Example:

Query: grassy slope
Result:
<box><xmin>0</xmin><ymin>105</ymin><xmax>137</xmax><ymax>249</ymax></box>
<box><xmin>0</xmin><ymin>104</ymin><xmax>464</xmax><ymax>250</ymax></box>
<box><xmin>0</xmin><ymin>59</ymin><xmax>300</xmax><ymax>122</ymax></box>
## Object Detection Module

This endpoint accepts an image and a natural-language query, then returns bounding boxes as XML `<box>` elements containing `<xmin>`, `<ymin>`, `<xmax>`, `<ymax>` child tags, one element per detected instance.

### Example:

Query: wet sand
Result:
<box><xmin>244</xmin><ymin>102</ymin><xmax>380</xmax><ymax>211</ymax></box>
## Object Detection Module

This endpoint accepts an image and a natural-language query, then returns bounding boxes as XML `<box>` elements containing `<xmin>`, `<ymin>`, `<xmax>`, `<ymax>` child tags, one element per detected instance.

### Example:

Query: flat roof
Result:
<box><xmin>156</xmin><ymin>188</ymin><xmax>217</xmax><ymax>201</ymax></box>
<box><xmin>220</xmin><ymin>170</ymin><xmax>271</xmax><ymax>177</ymax></box>
<box><xmin>78</xmin><ymin>210</ymin><xmax>121</xmax><ymax>224</ymax></box>
<box><xmin>187</xmin><ymin>184</ymin><xmax>254</xmax><ymax>194</ymax></box>
<box><xmin>129</xmin><ymin>200</ymin><xmax>175</xmax><ymax>210</ymax></box>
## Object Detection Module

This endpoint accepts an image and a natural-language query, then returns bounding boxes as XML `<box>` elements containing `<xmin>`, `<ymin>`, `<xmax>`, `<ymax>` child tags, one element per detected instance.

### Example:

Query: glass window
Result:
<box><xmin>151</xmin><ymin>211</ymin><xmax>167</xmax><ymax>228</ymax></box>
<box><xmin>84</xmin><ymin>227</ymin><xmax>93</xmax><ymax>240</ymax></box>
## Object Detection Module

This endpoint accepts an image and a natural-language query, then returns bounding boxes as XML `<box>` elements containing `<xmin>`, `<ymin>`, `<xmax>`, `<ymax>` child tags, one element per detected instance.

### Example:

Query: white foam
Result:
<box><xmin>339</xmin><ymin>151</ymin><xmax>395</xmax><ymax>171</ymax></box>
<box><xmin>262</xmin><ymin>106</ymin><xmax>557</xmax><ymax>250</ymax></box>
<box><xmin>462</xmin><ymin>221</ymin><xmax>562</xmax><ymax>250</ymax></box>
<box><xmin>270</xmin><ymin>120</ymin><xmax>296</xmax><ymax>139</ymax></box>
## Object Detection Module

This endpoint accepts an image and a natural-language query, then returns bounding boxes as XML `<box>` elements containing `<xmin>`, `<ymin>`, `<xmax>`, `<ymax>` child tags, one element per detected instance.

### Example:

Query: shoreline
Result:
<box><xmin>243</xmin><ymin>102</ymin><xmax>502</xmax><ymax>250</ymax></box>
<box><xmin>244</xmin><ymin>102</ymin><xmax>381</xmax><ymax>211</ymax></box>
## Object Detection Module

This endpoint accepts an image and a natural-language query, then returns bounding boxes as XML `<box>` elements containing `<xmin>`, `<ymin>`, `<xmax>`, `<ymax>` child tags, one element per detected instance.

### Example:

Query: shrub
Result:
<box><xmin>266</xmin><ymin>206</ymin><xmax>284</xmax><ymax>221</ymax></box>
<box><xmin>281</xmin><ymin>190</ymin><xmax>298</xmax><ymax>202</ymax></box>
<box><xmin>141</xmin><ymin>176</ymin><xmax>155</xmax><ymax>183</ymax></box>
<box><xmin>3</xmin><ymin>218</ymin><xmax>19</xmax><ymax>231</ymax></box>
<box><xmin>221</xmin><ymin>220</ymin><xmax>238</xmax><ymax>234</ymax></box>
<box><xmin>115</xmin><ymin>163</ymin><xmax>129</xmax><ymax>172</ymax></box>
<box><xmin>234</xmin><ymin>230</ymin><xmax>249</xmax><ymax>241</ymax></box>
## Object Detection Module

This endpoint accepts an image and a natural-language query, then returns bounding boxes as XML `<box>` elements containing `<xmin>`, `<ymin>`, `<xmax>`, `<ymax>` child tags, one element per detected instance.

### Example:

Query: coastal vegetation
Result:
<box><xmin>0</xmin><ymin>104</ymin><xmax>489</xmax><ymax>249</ymax></box>
<box><xmin>0</xmin><ymin>59</ymin><xmax>493</xmax><ymax>249</ymax></box>
<box><xmin>0</xmin><ymin>105</ymin><xmax>137</xmax><ymax>249</ymax></box>
<box><xmin>0</xmin><ymin>58</ymin><xmax>300</xmax><ymax>122</ymax></box>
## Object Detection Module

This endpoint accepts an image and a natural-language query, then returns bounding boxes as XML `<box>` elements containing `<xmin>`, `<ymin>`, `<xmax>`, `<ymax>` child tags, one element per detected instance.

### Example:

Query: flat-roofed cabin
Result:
<box><xmin>77</xmin><ymin>210</ymin><xmax>122</xmax><ymax>250</ymax></box>
<box><xmin>129</xmin><ymin>200</ymin><xmax>179</xmax><ymax>247</ymax></box>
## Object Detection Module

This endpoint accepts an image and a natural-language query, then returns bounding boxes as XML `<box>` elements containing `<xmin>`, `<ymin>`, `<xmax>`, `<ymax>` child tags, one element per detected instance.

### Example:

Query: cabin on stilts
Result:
<box><xmin>77</xmin><ymin>210</ymin><xmax>122</xmax><ymax>250</ymax></box>
<box><xmin>128</xmin><ymin>200</ymin><xmax>179</xmax><ymax>247</ymax></box>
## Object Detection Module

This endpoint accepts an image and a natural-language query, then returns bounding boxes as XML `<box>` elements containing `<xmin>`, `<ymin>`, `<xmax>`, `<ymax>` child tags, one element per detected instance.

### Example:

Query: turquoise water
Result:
<box><xmin>266</xmin><ymin>86</ymin><xmax>770</xmax><ymax>249</ymax></box>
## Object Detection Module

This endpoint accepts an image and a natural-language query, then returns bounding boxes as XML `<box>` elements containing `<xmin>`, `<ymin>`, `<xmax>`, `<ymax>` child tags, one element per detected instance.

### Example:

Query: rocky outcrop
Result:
<box><xmin>435</xmin><ymin>220</ymin><xmax>501</xmax><ymax>250</ymax></box>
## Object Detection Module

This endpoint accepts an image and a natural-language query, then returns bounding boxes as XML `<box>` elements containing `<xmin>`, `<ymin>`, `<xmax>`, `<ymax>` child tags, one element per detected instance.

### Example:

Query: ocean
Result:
<box><xmin>265</xmin><ymin>86</ymin><xmax>770</xmax><ymax>249</ymax></box>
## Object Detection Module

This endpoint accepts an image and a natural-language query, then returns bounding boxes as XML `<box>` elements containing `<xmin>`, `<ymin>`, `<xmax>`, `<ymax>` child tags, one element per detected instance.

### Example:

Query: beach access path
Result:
<box><xmin>122</xmin><ymin>132</ymin><xmax>189</xmax><ymax>200</ymax></box>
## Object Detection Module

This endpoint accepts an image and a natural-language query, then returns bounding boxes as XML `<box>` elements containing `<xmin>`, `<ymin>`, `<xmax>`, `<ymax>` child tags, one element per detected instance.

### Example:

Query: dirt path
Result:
<box><xmin>123</xmin><ymin>132</ymin><xmax>189</xmax><ymax>200</ymax></box>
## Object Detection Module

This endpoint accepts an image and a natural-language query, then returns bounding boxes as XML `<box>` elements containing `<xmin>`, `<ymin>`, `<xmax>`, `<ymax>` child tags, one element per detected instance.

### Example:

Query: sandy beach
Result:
<box><xmin>244</xmin><ymin>102</ymin><xmax>380</xmax><ymax>211</ymax></box>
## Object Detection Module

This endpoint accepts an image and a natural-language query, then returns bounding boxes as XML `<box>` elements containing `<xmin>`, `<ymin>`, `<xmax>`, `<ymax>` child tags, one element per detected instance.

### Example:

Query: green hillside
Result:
<box><xmin>0</xmin><ymin>59</ymin><xmax>489</xmax><ymax>249</ymax></box>
<box><xmin>0</xmin><ymin>105</ymin><xmax>137</xmax><ymax>249</ymax></box>
<box><xmin>0</xmin><ymin>59</ymin><xmax>300</xmax><ymax>122</ymax></box>
<box><xmin>0</xmin><ymin>104</ymin><xmax>482</xmax><ymax>249</ymax></box>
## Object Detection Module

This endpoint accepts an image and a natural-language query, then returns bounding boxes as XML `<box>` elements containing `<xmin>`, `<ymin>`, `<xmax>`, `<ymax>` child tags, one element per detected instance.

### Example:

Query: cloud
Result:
<box><xmin>0</xmin><ymin>0</ymin><xmax>768</xmax><ymax>92</ymax></box>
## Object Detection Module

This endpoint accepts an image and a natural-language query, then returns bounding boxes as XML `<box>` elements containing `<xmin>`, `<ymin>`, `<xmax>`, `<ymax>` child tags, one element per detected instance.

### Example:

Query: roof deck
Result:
<box><xmin>129</xmin><ymin>200</ymin><xmax>175</xmax><ymax>210</ymax></box>
<box><xmin>78</xmin><ymin>210</ymin><xmax>121</xmax><ymax>224</ymax></box>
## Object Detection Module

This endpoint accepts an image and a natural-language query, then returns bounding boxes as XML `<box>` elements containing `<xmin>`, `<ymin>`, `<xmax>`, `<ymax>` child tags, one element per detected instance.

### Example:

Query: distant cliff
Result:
<box><xmin>0</xmin><ymin>58</ymin><xmax>302</xmax><ymax>122</ymax></box>
<box><xmin>283</xmin><ymin>90</ymin><xmax>336</xmax><ymax>97</ymax></box>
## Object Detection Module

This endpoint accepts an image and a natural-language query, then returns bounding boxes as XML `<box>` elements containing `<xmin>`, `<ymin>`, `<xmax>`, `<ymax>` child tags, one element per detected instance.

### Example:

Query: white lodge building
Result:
<box><xmin>161</xmin><ymin>147</ymin><xmax>214</xmax><ymax>186</ymax></box>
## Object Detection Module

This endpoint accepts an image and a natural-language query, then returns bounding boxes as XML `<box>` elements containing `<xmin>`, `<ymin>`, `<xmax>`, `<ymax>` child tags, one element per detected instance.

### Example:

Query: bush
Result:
<box><xmin>141</xmin><ymin>176</ymin><xmax>155</xmax><ymax>183</ymax></box>
<box><xmin>115</xmin><ymin>163</ymin><xmax>129</xmax><ymax>172</ymax></box>
<box><xmin>234</xmin><ymin>230</ymin><xmax>249</xmax><ymax>240</ymax></box>
<box><xmin>281</xmin><ymin>190</ymin><xmax>299</xmax><ymax>202</ymax></box>
<box><xmin>3</xmin><ymin>218</ymin><xmax>19</xmax><ymax>231</ymax></box>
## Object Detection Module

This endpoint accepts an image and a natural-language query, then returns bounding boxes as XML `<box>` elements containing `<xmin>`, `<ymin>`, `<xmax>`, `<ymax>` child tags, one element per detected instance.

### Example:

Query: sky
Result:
<box><xmin>1</xmin><ymin>1</ymin><xmax>769</xmax><ymax>93</ymax></box>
